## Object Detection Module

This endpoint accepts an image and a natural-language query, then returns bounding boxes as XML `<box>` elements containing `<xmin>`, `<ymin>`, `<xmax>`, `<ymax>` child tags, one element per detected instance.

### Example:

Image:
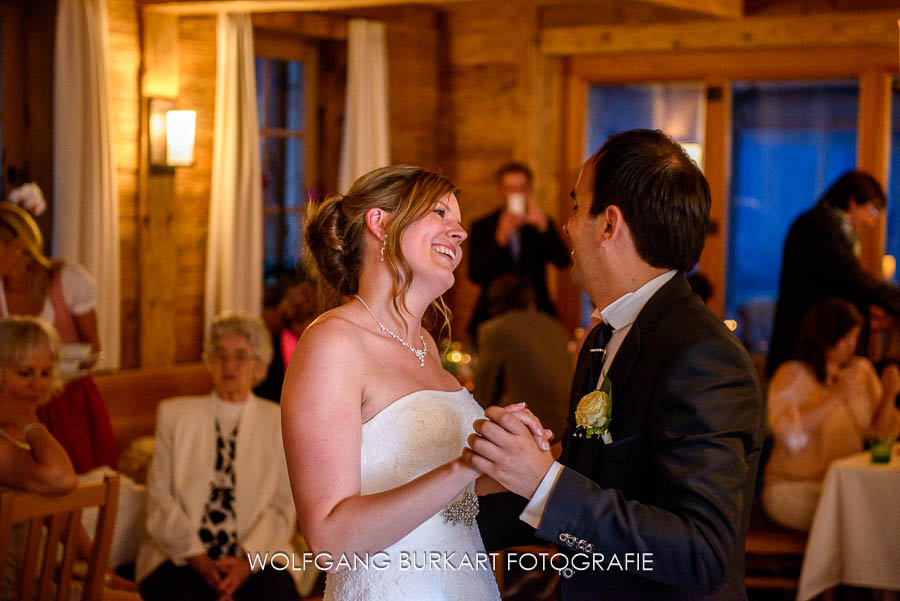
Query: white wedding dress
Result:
<box><xmin>324</xmin><ymin>388</ymin><xmax>501</xmax><ymax>601</ymax></box>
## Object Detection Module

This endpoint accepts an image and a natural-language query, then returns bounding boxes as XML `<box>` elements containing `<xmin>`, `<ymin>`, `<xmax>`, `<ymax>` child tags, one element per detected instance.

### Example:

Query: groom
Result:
<box><xmin>468</xmin><ymin>129</ymin><xmax>765</xmax><ymax>600</ymax></box>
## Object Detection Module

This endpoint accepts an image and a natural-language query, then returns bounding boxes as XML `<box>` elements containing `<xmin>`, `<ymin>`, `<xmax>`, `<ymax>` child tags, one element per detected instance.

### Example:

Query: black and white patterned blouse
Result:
<box><xmin>198</xmin><ymin>418</ymin><xmax>239</xmax><ymax>559</ymax></box>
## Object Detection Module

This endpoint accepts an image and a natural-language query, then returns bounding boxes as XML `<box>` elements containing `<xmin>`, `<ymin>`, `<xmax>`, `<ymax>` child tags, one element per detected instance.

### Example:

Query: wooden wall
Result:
<box><xmin>173</xmin><ymin>16</ymin><xmax>217</xmax><ymax>363</ymax></box>
<box><xmin>108</xmin><ymin>0</ymin><xmax>141</xmax><ymax>368</ymax></box>
<box><xmin>105</xmin><ymin>0</ymin><xmax>900</xmax><ymax>363</ymax></box>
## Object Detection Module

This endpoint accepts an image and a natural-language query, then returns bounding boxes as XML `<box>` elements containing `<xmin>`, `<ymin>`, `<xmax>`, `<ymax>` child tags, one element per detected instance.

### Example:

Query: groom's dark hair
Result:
<box><xmin>589</xmin><ymin>129</ymin><xmax>710</xmax><ymax>272</ymax></box>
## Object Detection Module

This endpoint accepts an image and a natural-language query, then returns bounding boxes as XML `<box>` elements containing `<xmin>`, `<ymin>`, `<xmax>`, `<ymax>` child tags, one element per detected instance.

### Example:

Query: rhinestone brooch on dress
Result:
<box><xmin>441</xmin><ymin>489</ymin><xmax>479</xmax><ymax>526</ymax></box>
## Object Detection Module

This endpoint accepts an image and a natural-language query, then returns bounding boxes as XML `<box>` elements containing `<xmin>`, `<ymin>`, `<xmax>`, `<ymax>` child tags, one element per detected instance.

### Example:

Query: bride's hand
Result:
<box><xmin>503</xmin><ymin>403</ymin><xmax>553</xmax><ymax>451</ymax></box>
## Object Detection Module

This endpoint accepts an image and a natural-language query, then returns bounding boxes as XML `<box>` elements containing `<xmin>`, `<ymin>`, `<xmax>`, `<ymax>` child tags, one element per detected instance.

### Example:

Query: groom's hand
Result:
<box><xmin>463</xmin><ymin>406</ymin><xmax>555</xmax><ymax>499</ymax></box>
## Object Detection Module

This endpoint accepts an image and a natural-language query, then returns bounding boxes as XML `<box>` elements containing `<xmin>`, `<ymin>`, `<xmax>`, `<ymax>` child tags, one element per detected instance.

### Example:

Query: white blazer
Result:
<box><xmin>136</xmin><ymin>394</ymin><xmax>296</xmax><ymax>582</ymax></box>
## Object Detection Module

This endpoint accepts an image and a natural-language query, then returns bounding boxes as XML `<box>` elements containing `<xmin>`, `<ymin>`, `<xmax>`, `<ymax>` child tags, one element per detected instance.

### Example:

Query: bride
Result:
<box><xmin>281</xmin><ymin>165</ymin><xmax>551</xmax><ymax>600</ymax></box>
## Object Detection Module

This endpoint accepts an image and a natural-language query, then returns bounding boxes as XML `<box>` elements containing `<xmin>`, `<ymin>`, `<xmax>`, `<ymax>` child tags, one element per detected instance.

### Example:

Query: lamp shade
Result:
<box><xmin>166</xmin><ymin>110</ymin><xmax>196</xmax><ymax>167</ymax></box>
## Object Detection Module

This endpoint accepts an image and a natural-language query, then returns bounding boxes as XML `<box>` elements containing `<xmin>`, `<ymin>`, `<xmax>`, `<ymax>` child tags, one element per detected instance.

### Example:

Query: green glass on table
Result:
<box><xmin>869</xmin><ymin>435</ymin><xmax>894</xmax><ymax>464</ymax></box>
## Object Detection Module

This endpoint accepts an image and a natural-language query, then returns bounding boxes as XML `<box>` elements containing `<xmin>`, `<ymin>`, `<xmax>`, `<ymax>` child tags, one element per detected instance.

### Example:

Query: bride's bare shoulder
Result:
<box><xmin>299</xmin><ymin>305</ymin><xmax>367</xmax><ymax>353</ymax></box>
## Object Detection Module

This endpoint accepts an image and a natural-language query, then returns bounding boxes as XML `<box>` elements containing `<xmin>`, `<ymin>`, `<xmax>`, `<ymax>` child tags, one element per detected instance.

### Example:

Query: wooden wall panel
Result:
<box><xmin>173</xmin><ymin>16</ymin><xmax>217</xmax><ymax>362</ymax></box>
<box><xmin>108</xmin><ymin>0</ymin><xmax>141</xmax><ymax>368</ymax></box>
<box><xmin>383</xmin><ymin>8</ymin><xmax>441</xmax><ymax>169</ymax></box>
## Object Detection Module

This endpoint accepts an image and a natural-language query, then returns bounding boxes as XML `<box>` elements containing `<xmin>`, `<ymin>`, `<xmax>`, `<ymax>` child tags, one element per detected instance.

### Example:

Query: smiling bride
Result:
<box><xmin>281</xmin><ymin>165</ymin><xmax>550</xmax><ymax>601</ymax></box>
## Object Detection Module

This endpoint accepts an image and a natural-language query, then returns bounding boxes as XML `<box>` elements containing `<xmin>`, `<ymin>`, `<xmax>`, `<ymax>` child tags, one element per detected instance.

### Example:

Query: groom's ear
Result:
<box><xmin>597</xmin><ymin>205</ymin><xmax>623</xmax><ymax>247</ymax></box>
<box><xmin>364</xmin><ymin>208</ymin><xmax>389</xmax><ymax>240</ymax></box>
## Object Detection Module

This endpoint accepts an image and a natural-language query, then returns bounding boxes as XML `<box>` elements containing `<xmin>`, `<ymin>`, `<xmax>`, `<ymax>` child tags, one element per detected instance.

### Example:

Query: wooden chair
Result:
<box><xmin>0</xmin><ymin>473</ymin><xmax>119</xmax><ymax>601</ymax></box>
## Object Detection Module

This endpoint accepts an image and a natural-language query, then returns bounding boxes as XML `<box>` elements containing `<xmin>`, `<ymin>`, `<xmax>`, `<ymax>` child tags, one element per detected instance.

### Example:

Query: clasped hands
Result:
<box><xmin>463</xmin><ymin>403</ymin><xmax>556</xmax><ymax>500</ymax></box>
<box><xmin>187</xmin><ymin>554</ymin><xmax>251</xmax><ymax>601</ymax></box>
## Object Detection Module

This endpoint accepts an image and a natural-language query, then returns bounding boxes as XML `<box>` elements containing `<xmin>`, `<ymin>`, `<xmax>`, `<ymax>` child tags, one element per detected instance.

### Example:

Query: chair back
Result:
<box><xmin>0</xmin><ymin>473</ymin><xmax>119</xmax><ymax>601</ymax></box>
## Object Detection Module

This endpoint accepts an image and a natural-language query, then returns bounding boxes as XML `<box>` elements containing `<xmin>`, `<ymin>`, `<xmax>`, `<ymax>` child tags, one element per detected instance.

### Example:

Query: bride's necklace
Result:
<box><xmin>354</xmin><ymin>294</ymin><xmax>427</xmax><ymax>367</ymax></box>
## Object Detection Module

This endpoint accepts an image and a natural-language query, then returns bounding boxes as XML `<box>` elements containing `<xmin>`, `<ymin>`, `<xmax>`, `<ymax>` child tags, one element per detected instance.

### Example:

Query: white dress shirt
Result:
<box><xmin>519</xmin><ymin>270</ymin><xmax>677</xmax><ymax>528</ymax></box>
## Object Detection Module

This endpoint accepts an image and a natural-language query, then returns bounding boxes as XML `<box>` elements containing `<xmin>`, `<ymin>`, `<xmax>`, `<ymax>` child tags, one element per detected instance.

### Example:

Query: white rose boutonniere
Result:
<box><xmin>575</xmin><ymin>373</ymin><xmax>613</xmax><ymax>443</ymax></box>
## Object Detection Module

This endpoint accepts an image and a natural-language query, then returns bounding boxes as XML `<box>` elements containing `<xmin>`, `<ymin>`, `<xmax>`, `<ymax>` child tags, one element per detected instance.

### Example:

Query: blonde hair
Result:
<box><xmin>0</xmin><ymin>202</ymin><xmax>57</xmax><ymax>311</ymax></box>
<box><xmin>0</xmin><ymin>202</ymin><xmax>51</xmax><ymax>268</ymax></box>
<box><xmin>0</xmin><ymin>317</ymin><xmax>63</xmax><ymax>400</ymax></box>
<box><xmin>304</xmin><ymin>165</ymin><xmax>458</xmax><ymax>338</ymax></box>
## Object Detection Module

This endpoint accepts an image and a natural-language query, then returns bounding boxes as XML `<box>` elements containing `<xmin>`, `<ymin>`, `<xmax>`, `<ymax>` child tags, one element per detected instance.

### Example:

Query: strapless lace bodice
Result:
<box><xmin>324</xmin><ymin>388</ymin><xmax>501</xmax><ymax>601</ymax></box>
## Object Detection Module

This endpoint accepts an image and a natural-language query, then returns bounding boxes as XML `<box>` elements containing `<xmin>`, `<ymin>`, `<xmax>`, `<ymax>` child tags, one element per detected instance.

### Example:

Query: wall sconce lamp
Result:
<box><xmin>149</xmin><ymin>98</ymin><xmax>196</xmax><ymax>169</ymax></box>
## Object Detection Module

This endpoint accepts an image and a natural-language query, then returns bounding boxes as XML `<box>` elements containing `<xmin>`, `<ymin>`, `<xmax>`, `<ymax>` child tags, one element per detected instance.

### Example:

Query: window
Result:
<box><xmin>255</xmin><ymin>33</ymin><xmax>318</xmax><ymax>289</ymax></box>
<box><xmin>726</xmin><ymin>80</ymin><xmax>858</xmax><ymax>352</ymax></box>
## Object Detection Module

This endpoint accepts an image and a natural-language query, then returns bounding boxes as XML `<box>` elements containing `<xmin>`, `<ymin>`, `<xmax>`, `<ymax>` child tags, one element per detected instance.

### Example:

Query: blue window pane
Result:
<box><xmin>256</xmin><ymin>52</ymin><xmax>307</xmax><ymax>275</ymax></box>
<box><xmin>284</xmin><ymin>211</ymin><xmax>303</xmax><ymax>268</ymax></box>
<box><xmin>255</xmin><ymin>56</ymin><xmax>266</xmax><ymax>129</ymax></box>
<box><xmin>727</xmin><ymin>80</ymin><xmax>858</xmax><ymax>351</ymax></box>
<box><xmin>587</xmin><ymin>83</ymin><xmax>705</xmax><ymax>161</ymax></box>
<box><xmin>286</xmin><ymin>61</ymin><xmax>305</xmax><ymax>131</ymax></box>
<box><xmin>265</xmin><ymin>59</ymin><xmax>305</xmax><ymax>131</ymax></box>
<box><xmin>886</xmin><ymin>82</ymin><xmax>900</xmax><ymax>281</ymax></box>
<box><xmin>262</xmin><ymin>137</ymin><xmax>286</xmax><ymax>211</ymax></box>
<box><xmin>284</xmin><ymin>138</ymin><xmax>306</xmax><ymax>208</ymax></box>
<box><xmin>264</xmin><ymin>212</ymin><xmax>279</xmax><ymax>272</ymax></box>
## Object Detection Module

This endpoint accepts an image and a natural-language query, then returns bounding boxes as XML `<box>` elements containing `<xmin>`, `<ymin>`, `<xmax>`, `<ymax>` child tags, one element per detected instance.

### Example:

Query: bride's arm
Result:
<box><xmin>281</xmin><ymin>319</ymin><xmax>479</xmax><ymax>563</ymax></box>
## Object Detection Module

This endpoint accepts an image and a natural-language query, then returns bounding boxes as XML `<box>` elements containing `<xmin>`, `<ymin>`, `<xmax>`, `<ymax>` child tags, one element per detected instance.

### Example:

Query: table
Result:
<box><xmin>797</xmin><ymin>448</ymin><xmax>900</xmax><ymax>601</ymax></box>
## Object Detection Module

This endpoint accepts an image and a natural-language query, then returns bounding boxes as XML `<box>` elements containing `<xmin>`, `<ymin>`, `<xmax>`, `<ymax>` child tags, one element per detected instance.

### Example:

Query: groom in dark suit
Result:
<box><xmin>468</xmin><ymin>129</ymin><xmax>766</xmax><ymax>600</ymax></box>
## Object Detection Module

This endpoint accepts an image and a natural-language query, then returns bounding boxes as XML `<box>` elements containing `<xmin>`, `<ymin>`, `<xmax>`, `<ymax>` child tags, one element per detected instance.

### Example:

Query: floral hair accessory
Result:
<box><xmin>8</xmin><ymin>183</ymin><xmax>47</xmax><ymax>217</ymax></box>
<box><xmin>575</xmin><ymin>373</ymin><xmax>613</xmax><ymax>444</ymax></box>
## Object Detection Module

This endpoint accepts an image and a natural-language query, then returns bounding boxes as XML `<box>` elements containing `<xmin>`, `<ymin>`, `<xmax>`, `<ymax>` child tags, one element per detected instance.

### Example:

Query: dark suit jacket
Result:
<box><xmin>478</xmin><ymin>273</ymin><xmax>765</xmax><ymax>601</ymax></box>
<box><xmin>467</xmin><ymin>210</ymin><xmax>570</xmax><ymax>339</ymax></box>
<box><xmin>767</xmin><ymin>202</ymin><xmax>900</xmax><ymax>377</ymax></box>
<box><xmin>473</xmin><ymin>310</ymin><xmax>574</xmax><ymax>437</ymax></box>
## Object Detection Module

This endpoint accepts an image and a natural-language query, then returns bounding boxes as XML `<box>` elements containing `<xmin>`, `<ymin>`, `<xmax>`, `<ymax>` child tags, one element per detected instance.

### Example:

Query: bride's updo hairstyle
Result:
<box><xmin>305</xmin><ymin>165</ymin><xmax>459</xmax><ymax>328</ymax></box>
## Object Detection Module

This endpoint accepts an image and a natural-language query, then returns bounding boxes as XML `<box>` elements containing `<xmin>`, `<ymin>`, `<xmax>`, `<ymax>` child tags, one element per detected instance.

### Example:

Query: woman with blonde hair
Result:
<box><xmin>282</xmin><ymin>165</ymin><xmax>551</xmax><ymax>601</ymax></box>
<box><xmin>0</xmin><ymin>197</ymin><xmax>117</xmax><ymax>473</ymax></box>
<box><xmin>0</xmin><ymin>316</ymin><xmax>76</xmax><ymax>492</ymax></box>
<box><xmin>0</xmin><ymin>316</ymin><xmax>78</xmax><ymax>601</ymax></box>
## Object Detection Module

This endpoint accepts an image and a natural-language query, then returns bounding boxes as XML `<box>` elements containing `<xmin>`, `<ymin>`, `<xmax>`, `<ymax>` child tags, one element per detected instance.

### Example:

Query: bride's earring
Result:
<box><xmin>380</xmin><ymin>235</ymin><xmax>387</xmax><ymax>262</ymax></box>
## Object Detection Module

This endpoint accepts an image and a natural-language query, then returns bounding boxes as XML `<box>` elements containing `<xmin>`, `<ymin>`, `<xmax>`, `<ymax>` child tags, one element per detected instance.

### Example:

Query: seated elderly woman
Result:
<box><xmin>136</xmin><ymin>312</ymin><xmax>300</xmax><ymax>601</ymax></box>
<box><xmin>762</xmin><ymin>298</ymin><xmax>900</xmax><ymax>531</ymax></box>
<box><xmin>0</xmin><ymin>317</ymin><xmax>78</xmax><ymax>600</ymax></box>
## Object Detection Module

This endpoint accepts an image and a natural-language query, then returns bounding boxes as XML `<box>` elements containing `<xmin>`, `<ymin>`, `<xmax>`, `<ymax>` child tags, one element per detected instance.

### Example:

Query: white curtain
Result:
<box><xmin>205</xmin><ymin>13</ymin><xmax>262</xmax><ymax>329</ymax></box>
<box><xmin>53</xmin><ymin>0</ymin><xmax>120</xmax><ymax>369</ymax></box>
<box><xmin>337</xmin><ymin>19</ymin><xmax>390</xmax><ymax>193</ymax></box>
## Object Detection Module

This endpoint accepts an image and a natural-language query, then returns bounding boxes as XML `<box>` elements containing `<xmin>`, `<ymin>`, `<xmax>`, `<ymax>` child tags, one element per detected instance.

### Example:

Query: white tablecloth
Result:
<box><xmin>797</xmin><ymin>449</ymin><xmax>900</xmax><ymax>601</ymax></box>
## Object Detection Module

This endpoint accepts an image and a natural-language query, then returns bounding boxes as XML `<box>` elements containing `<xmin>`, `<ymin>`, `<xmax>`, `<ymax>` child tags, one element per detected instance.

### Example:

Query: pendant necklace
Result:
<box><xmin>354</xmin><ymin>295</ymin><xmax>427</xmax><ymax>367</ymax></box>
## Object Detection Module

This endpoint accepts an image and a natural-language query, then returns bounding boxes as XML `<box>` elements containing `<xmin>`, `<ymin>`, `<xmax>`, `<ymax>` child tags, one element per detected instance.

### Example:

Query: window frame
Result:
<box><xmin>254</xmin><ymin>29</ymin><xmax>319</xmax><ymax>274</ymax></box>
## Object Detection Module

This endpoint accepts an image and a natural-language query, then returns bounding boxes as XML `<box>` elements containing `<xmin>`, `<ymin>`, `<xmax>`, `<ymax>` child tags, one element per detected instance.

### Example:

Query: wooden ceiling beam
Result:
<box><xmin>143</xmin><ymin>0</ymin><xmax>484</xmax><ymax>15</ymax></box>
<box><xmin>542</xmin><ymin>9</ymin><xmax>900</xmax><ymax>55</ymax></box>
<box><xmin>632</xmin><ymin>0</ymin><xmax>741</xmax><ymax>19</ymax></box>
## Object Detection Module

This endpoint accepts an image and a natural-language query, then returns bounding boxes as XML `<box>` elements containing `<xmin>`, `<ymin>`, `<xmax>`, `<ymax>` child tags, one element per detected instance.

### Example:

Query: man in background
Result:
<box><xmin>767</xmin><ymin>170</ymin><xmax>900</xmax><ymax>377</ymax></box>
<box><xmin>467</xmin><ymin>162</ymin><xmax>570</xmax><ymax>342</ymax></box>
<box><xmin>473</xmin><ymin>274</ymin><xmax>573</xmax><ymax>440</ymax></box>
